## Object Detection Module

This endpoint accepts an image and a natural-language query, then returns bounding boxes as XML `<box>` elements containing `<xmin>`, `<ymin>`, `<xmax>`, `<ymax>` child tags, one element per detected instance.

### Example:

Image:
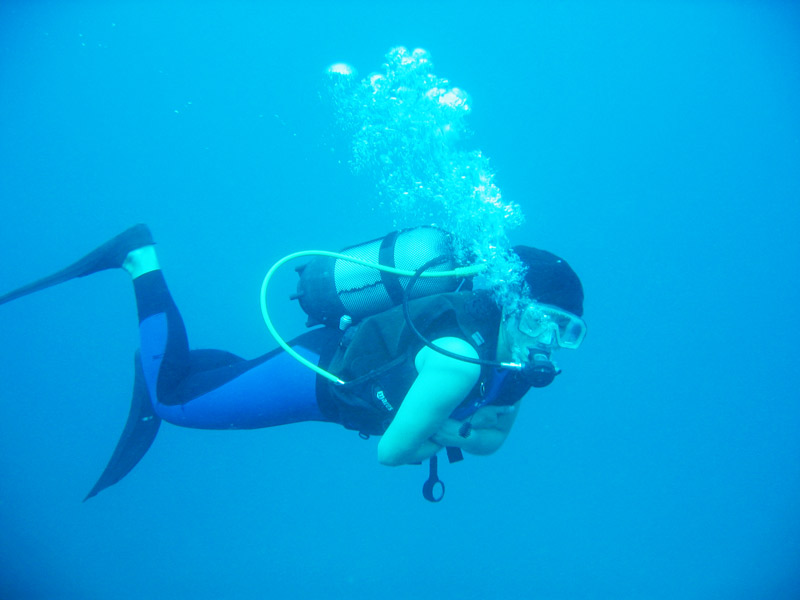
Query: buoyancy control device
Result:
<box><xmin>257</xmin><ymin>227</ymin><xmax>528</xmax><ymax>503</ymax></box>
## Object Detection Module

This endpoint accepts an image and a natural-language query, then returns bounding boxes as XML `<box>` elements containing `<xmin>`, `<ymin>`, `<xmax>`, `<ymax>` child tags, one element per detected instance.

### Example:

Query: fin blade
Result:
<box><xmin>84</xmin><ymin>351</ymin><xmax>161</xmax><ymax>501</ymax></box>
<box><xmin>0</xmin><ymin>264</ymin><xmax>83</xmax><ymax>306</ymax></box>
<box><xmin>0</xmin><ymin>224</ymin><xmax>154</xmax><ymax>307</ymax></box>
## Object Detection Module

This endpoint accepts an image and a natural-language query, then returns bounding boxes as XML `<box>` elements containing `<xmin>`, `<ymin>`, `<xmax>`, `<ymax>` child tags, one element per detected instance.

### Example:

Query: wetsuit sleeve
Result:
<box><xmin>377</xmin><ymin>337</ymin><xmax>480</xmax><ymax>466</ymax></box>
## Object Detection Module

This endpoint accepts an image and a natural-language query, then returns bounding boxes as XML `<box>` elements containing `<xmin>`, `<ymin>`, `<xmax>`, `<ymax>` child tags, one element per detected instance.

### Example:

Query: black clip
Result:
<box><xmin>422</xmin><ymin>455</ymin><xmax>445</xmax><ymax>502</ymax></box>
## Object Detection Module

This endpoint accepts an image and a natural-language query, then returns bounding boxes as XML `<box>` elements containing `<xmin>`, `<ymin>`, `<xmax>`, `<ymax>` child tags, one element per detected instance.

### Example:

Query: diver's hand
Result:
<box><xmin>430</xmin><ymin>403</ymin><xmax>520</xmax><ymax>455</ymax></box>
<box><xmin>430</xmin><ymin>417</ymin><xmax>509</xmax><ymax>456</ymax></box>
<box><xmin>430</xmin><ymin>419</ymin><xmax>466</xmax><ymax>447</ymax></box>
<box><xmin>469</xmin><ymin>405</ymin><xmax>516</xmax><ymax>429</ymax></box>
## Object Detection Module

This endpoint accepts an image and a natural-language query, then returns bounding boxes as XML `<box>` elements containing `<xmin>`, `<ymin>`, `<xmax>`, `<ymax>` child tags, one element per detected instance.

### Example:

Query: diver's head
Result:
<box><xmin>513</xmin><ymin>246</ymin><xmax>584</xmax><ymax>317</ymax></box>
<box><xmin>501</xmin><ymin>247</ymin><xmax>586</xmax><ymax>388</ymax></box>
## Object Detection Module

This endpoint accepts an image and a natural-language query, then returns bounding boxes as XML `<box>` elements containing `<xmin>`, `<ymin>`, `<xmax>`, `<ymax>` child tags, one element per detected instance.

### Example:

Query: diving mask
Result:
<box><xmin>518</xmin><ymin>303</ymin><xmax>586</xmax><ymax>349</ymax></box>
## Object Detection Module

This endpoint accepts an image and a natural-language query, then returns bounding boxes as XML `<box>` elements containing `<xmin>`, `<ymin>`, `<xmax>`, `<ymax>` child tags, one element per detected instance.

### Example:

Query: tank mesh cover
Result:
<box><xmin>335</xmin><ymin>227</ymin><xmax>459</xmax><ymax>320</ymax></box>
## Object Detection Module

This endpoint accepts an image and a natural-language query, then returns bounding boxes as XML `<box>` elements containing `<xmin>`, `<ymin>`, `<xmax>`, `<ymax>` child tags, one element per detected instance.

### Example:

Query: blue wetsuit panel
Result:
<box><xmin>138</xmin><ymin>312</ymin><xmax>335</xmax><ymax>430</ymax></box>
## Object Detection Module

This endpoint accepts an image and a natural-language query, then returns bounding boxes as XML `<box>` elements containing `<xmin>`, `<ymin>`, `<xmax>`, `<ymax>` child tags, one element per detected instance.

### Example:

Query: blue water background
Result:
<box><xmin>1</xmin><ymin>2</ymin><xmax>798</xmax><ymax>598</ymax></box>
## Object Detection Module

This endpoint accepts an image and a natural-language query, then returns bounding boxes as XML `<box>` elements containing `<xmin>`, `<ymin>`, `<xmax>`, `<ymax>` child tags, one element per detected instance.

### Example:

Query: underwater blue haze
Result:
<box><xmin>1</xmin><ymin>1</ymin><xmax>798</xmax><ymax>599</ymax></box>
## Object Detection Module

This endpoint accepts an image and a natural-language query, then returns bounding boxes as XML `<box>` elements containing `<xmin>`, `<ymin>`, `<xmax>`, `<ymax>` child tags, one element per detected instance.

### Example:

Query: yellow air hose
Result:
<box><xmin>260</xmin><ymin>250</ymin><xmax>486</xmax><ymax>385</ymax></box>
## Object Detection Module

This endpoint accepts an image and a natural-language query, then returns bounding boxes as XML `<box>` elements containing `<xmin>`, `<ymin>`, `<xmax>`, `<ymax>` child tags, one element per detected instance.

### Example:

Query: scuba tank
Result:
<box><xmin>291</xmin><ymin>227</ymin><xmax>470</xmax><ymax>328</ymax></box>
<box><xmin>262</xmin><ymin>229</ymin><xmax>526</xmax><ymax>385</ymax></box>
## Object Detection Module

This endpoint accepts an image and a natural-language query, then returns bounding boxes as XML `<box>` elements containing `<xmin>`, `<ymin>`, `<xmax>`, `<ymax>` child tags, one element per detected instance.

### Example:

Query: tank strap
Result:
<box><xmin>378</xmin><ymin>230</ymin><xmax>404</xmax><ymax>305</ymax></box>
<box><xmin>446</xmin><ymin>446</ymin><xmax>464</xmax><ymax>463</ymax></box>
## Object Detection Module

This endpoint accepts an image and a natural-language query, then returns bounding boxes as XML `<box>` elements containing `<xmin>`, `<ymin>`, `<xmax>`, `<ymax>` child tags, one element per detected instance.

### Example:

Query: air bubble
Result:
<box><xmin>439</xmin><ymin>88</ymin><xmax>470</xmax><ymax>111</ymax></box>
<box><xmin>327</xmin><ymin>63</ymin><xmax>355</xmax><ymax>76</ymax></box>
<box><xmin>324</xmin><ymin>48</ymin><xmax>527</xmax><ymax>309</ymax></box>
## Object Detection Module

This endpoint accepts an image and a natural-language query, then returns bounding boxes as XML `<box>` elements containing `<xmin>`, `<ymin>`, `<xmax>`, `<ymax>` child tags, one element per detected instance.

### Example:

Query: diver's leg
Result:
<box><xmin>152</xmin><ymin>328</ymin><xmax>340</xmax><ymax>430</ymax></box>
<box><xmin>0</xmin><ymin>223</ymin><xmax>192</xmax><ymax>396</ymax></box>
<box><xmin>87</xmin><ymin>327</ymin><xmax>337</xmax><ymax>499</ymax></box>
<box><xmin>122</xmin><ymin>246</ymin><xmax>192</xmax><ymax>407</ymax></box>
<box><xmin>123</xmin><ymin>246</ymin><xmax>338</xmax><ymax>430</ymax></box>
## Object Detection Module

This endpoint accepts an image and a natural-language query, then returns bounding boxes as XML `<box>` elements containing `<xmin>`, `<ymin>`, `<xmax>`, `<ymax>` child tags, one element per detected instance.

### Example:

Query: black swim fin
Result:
<box><xmin>0</xmin><ymin>224</ymin><xmax>154</xmax><ymax>306</ymax></box>
<box><xmin>84</xmin><ymin>351</ymin><xmax>161</xmax><ymax>501</ymax></box>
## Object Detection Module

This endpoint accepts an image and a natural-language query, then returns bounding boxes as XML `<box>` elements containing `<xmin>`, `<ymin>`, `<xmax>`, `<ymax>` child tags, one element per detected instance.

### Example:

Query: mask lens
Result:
<box><xmin>519</xmin><ymin>304</ymin><xmax>586</xmax><ymax>349</ymax></box>
<box><xmin>556</xmin><ymin>318</ymin><xmax>586</xmax><ymax>348</ymax></box>
<box><xmin>519</xmin><ymin>308</ymin><xmax>547</xmax><ymax>338</ymax></box>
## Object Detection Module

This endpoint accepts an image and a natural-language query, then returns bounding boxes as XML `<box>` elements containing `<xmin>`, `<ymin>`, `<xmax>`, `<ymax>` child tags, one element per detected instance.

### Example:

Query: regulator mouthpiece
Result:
<box><xmin>524</xmin><ymin>352</ymin><xmax>558</xmax><ymax>388</ymax></box>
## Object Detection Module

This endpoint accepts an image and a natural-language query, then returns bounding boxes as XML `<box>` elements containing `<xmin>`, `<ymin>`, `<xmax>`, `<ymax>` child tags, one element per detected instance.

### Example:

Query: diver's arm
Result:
<box><xmin>385</xmin><ymin>439</ymin><xmax>444</xmax><ymax>465</ymax></box>
<box><xmin>377</xmin><ymin>337</ymin><xmax>480</xmax><ymax>466</ymax></box>
<box><xmin>431</xmin><ymin>402</ymin><xmax>520</xmax><ymax>456</ymax></box>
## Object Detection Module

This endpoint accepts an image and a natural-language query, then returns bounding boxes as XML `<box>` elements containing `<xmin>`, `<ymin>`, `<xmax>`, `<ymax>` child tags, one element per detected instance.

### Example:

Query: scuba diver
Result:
<box><xmin>0</xmin><ymin>224</ymin><xmax>585</xmax><ymax>502</ymax></box>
